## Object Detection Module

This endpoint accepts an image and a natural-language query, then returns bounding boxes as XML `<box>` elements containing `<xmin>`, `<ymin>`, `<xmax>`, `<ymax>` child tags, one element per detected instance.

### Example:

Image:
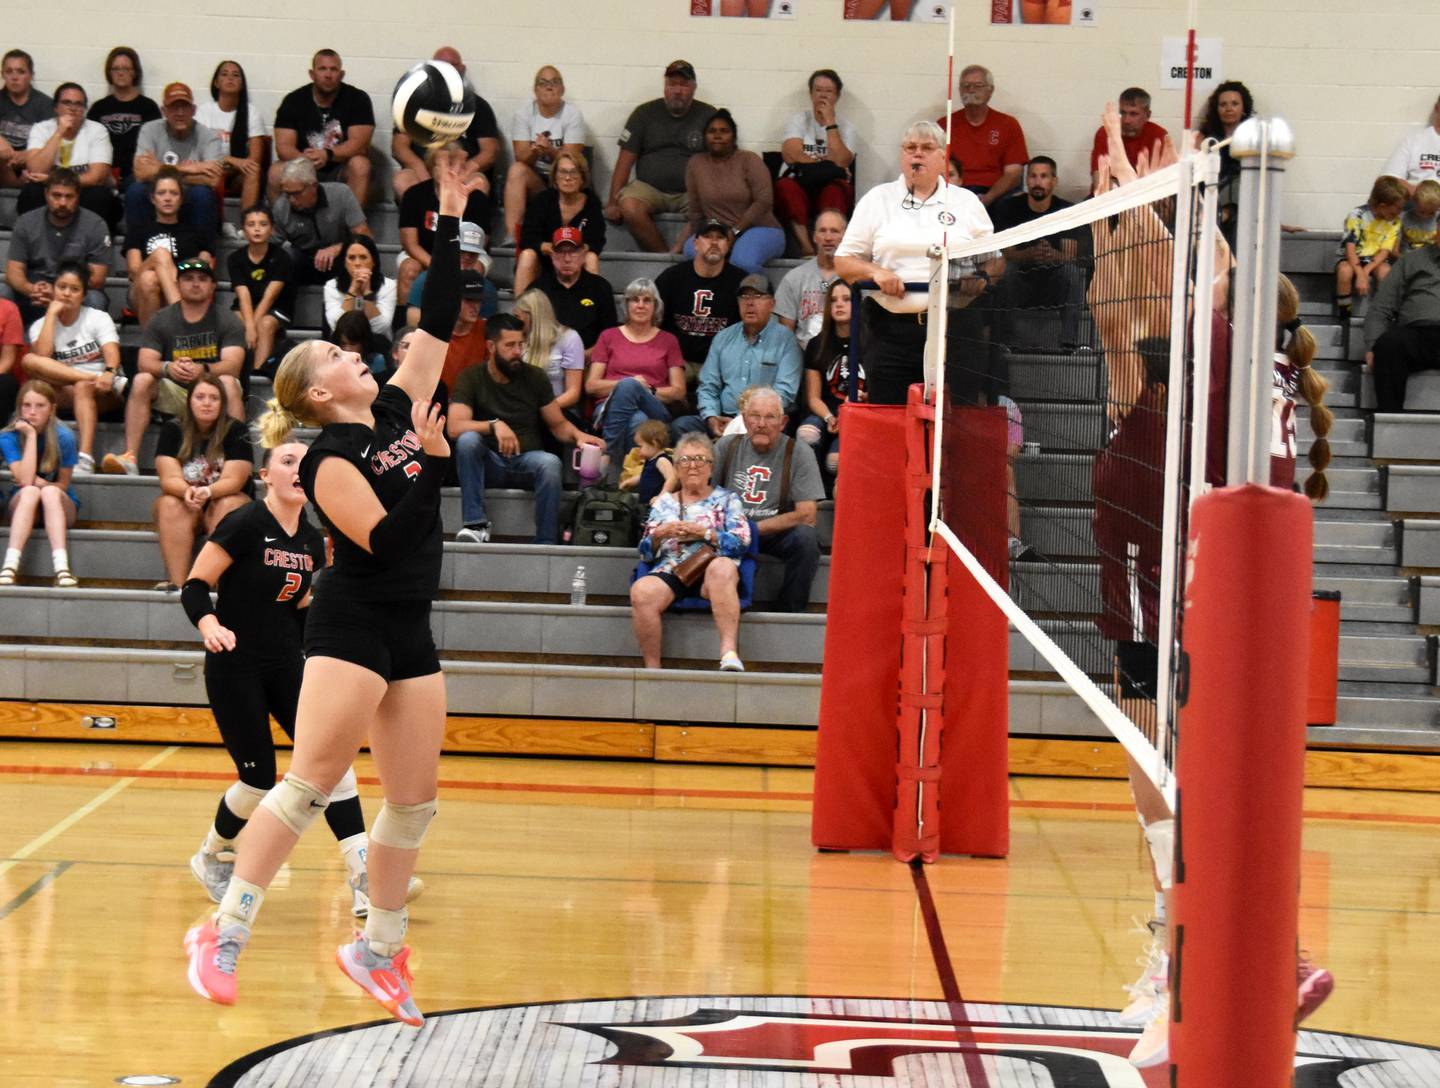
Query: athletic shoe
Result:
<box><xmin>454</xmin><ymin>524</ymin><xmax>490</xmax><ymax>544</ymax></box>
<box><xmin>221</xmin><ymin>222</ymin><xmax>244</xmax><ymax>242</ymax></box>
<box><xmin>74</xmin><ymin>452</ymin><xmax>95</xmax><ymax>476</ymax></box>
<box><xmin>110</xmin><ymin>372</ymin><xmax>128</xmax><ymax>397</ymax></box>
<box><xmin>349</xmin><ymin>872</ymin><xmax>427</xmax><ymax>918</ymax></box>
<box><xmin>1118</xmin><ymin>922</ymin><xmax>1168</xmax><ymax>1027</ymax></box>
<box><xmin>189</xmin><ymin>847</ymin><xmax>234</xmax><ymax>904</ymax></box>
<box><xmin>1128</xmin><ymin>1003</ymin><xmax>1168</xmax><ymax>1069</ymax></box>
<box><xmin>1297</xmin><ymin>957</ymin><xmax>1334</xmax><ymax>1024</ymax></box>
<box><xmin>184</xmin><ymin>919</ymin><xmax>249</xmax><ymax>1006</ymax></box>
<box><xmin>101</xmin><ymin>452</ymin><xmax>138</xmax><ymax>476</ymax></box>
<box><xmin>154</xmin><ymin>581</ymin><xmax>180</xmax><ymax>593</ymax></box>
<box><xmin>336</xmin><ymin>934</ymin><xmax>423</xmax><ymax>1026</ymax></box>
<box><xmin>719</xmin><ymin>651</ymin><xmax>745</xmax><ymax>672</ymax></box>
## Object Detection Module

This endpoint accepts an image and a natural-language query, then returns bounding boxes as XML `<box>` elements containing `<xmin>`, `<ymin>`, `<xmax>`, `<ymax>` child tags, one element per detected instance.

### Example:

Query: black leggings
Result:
<box><xmin>205</xmin><ymin>663</ymin><xmax>364</xmax><ymax>841</ymax></box>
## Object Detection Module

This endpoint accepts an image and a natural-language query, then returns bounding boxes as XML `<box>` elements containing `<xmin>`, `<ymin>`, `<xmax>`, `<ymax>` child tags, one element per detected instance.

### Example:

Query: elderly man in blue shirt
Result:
<box><xmin>678</xmin><ymin>273</ymin><xmax>804</xmax><ymax>438</ymax></box>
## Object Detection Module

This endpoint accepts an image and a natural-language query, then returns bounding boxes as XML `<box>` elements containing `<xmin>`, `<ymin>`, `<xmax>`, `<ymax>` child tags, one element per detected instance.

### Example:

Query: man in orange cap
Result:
<box><xmin>126</xmin><ymin>81</ymin><xmax>224</xmax><ymax>246</ymax></box>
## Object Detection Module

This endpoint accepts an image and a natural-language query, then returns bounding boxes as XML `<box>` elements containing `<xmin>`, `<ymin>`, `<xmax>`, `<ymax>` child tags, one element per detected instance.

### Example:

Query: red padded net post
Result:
<box><xmin>1171</xmin><ymin>485</ymin><xmax>1313</xmax><ymax>1085</ymax></box>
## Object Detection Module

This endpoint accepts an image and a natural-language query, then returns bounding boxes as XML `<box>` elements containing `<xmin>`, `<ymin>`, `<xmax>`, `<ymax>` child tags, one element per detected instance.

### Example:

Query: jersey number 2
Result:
<box><xmin>276</xmin><ymin>572</ymin><xmax>303</xmax><ymax>603</ymax></box>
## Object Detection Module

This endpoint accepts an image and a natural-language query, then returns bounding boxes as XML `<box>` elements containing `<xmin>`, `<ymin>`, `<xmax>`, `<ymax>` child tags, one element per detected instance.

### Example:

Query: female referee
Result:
<box><xmin>185</xmin><ymin>163</ymin><xmax>465</xmax><ymax>1027</ymax></box>
<box><xmin>181</xmin><ymin>441</ymin><xmax>421</xmax><ymax>918</ymax></box>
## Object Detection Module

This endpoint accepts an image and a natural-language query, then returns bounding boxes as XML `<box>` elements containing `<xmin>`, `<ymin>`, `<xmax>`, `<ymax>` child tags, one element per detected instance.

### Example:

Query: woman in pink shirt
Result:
<box><xmin>585</xmin><ymin>277</ymin><xmax>687</xmax><ymax>475</ymax></box>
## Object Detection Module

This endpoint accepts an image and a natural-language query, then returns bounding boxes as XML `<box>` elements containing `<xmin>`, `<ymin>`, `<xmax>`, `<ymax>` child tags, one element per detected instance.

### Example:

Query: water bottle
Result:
<box><xmin>570</xmin><ymin>565</ymin><xmax>587</xmax><ymax>606</ymax></box>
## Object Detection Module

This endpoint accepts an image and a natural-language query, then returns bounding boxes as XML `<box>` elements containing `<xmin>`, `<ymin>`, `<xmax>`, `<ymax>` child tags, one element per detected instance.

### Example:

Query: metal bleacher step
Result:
<box><xmin>1385</xmin><ymin>464</ymin><xmax>1440</xmax><ymax>513</ymax></box>
<box><xmin>1373</xmin><ymin>413</ymin><xmax>1440</xmax><ymax>461</ymax></box>
<box><xmin>0</xmin><ymin>528</ymin><xmax>832</xmax><ymax>606</ymax></box>
<box><xmin>1419</xmin><ymin>576</ymin><xmax>1440</xmax><ymax>626</ymax></box>
<box><xmin>1311</xmin><ymin>572</ymin><xmax>1416</xmax><ymax>625</ymax></box>
<box><xmin>1402</xmin><ymin>519</ymin><xmax>1440</xmax><ymax>568</ymax></box>
<box><xmin>1335</xmin><ymin>626</ymin><xmax>1437</xmax><ymax>685</ymax></box>
<box><xmin>1006</xmin><ymin>350</ymin><xmax>1106</xmax><ymax>403</ymax></box>
<box><xmin>1015</xmin><ymin>402</ymin><xmax>1106</xmax><ymax>452</ymax></box>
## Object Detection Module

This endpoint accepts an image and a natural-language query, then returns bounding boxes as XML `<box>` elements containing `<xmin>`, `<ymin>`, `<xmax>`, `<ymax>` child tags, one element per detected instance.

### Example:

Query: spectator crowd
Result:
<box><xmin>2</xmin><ymin>39</ymin><xmax>1437</xmax><ymax>671</ymax></box>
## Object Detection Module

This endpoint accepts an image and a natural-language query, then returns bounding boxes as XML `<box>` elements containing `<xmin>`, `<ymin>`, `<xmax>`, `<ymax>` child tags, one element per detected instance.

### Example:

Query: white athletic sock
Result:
<box><xmin>364</xmin><ymin>904</ymin><xmax>407</xmax><ymax>957</ymax></box>
<box><xmin>216</xmin><ymin>876</ymin><xmax>265</xmax><ymax>932</ymax></box>
<box><xmin>339</xmin><ymin>833</ymin><xmax>368</xmax><ymax>881</ymax></box>
<box><xmin>51</xmin><ymin>547</ymin><xmax>69</xmax><ymax>573</ymax></box>
<box><xmin>204</xmin><ymin>826</ymin><xmax>236</xmax><ymax>855</ymax></box>
<box><xmin>3</xmin><ymin>547</ymin><xmax>20</xmax><ymax>571</ymax></box>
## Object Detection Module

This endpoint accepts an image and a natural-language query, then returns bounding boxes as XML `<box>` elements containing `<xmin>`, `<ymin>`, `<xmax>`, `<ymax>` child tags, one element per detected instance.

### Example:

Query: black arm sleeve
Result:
<box><xmin>365</xmin><ymin>454</ymin><xmax>448</xmax><ymax>563</ymax></box>
<box><xmin>418</xmin><ymin>213</ymin><xmax>462</xmax><ymax>341</ymax></box>
<box><xmin>181</xmin><ymin>579</ymin><xmax>217</xmax><ymax>626</ymax></box>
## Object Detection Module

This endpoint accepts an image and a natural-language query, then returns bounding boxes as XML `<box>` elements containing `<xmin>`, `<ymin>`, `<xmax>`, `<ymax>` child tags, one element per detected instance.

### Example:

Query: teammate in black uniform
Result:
<box><xmin>181</xmin><ymin>441</ymin><xmax>421</xmax><ymax>917</ymax></box>
<box><xmin>186</xmin><ymin>164</ymin><xmax>465</xmax><ymax>1025</ymax></box>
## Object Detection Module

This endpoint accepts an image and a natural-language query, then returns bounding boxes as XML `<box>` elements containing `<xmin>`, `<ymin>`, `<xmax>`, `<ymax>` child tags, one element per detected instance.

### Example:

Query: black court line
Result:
<box><xmin>911</xmin><ymin>859</ymin><xmax>992</xmax><ymax>1088</ymax></box>
<box><xmin>0</xmin><ymin>860</ymin><xmax>73</xmax><ymax>922</ymax></box>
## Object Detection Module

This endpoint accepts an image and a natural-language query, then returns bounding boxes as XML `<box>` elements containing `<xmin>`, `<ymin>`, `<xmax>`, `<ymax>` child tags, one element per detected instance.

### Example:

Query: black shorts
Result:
<box><xmin>303</xmin><ymin>592</ymin><xmax>440</xmax><ymax>682</ymax></box>
<box><xmin>647</xmin><ymin>570</ymin><xmax>706</xmax><ymax>602</ymax></box>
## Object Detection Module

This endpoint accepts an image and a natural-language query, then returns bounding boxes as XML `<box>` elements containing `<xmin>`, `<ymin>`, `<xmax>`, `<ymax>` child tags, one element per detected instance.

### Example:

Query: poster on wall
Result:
<box><xmin>1160</xmin><ymin>37</ymin><xmax>1223</xmax><ymax>90</ymax></box>
<box><xmin>843</xmin><ymin>1</ymin><xmax>953</xmax><ymax>23</ymax></box>
<box><xmin>691</xmin><ymin>0</ymin><xmax>797</xmax><ymax>16</ymax></box>
<box><xmin>990</xmin><ymin>1</ymin><xmax>1098</xmax><ymax>25</ymax></box>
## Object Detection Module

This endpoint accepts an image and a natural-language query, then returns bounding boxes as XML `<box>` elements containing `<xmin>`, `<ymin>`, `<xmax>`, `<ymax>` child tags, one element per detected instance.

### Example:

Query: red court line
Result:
<box><xmin>910</xmin><ymin>860</ymin><xmax>990</xmax><ymax>1088</ymax></box>
<box><xmin>2</xmin><ymin>763</ymin><xmax>1438</xmax><ymax>825</ymax></box>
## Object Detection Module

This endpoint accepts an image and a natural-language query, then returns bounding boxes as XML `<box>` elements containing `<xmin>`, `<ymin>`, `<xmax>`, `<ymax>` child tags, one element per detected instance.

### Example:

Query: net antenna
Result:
<box><xmin>923</xmin><ymin>148</ymin><xmax>1221</xmax><ymax>811</ymax></box>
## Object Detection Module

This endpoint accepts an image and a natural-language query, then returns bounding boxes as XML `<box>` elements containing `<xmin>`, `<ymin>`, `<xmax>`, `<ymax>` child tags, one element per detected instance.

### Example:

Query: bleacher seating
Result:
<box><xmin>1</xmin><ymin>183</ymin><xmax>1437</xmax><ymax>757</ymax></box>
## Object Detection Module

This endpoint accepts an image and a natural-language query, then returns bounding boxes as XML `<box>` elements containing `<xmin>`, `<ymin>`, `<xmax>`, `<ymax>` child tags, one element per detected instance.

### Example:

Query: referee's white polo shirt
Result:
<box><xmin>836</xmin><ymin>176</ymin><xmax>994</xmax><ymax>313</ymax></box>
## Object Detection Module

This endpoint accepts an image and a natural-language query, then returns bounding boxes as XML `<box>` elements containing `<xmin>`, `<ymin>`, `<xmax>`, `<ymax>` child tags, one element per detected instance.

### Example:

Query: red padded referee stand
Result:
<box><xmin>811</xmin><ymin>388</ymin><xmax>1010</xmax><ymax>860</ymax></box>
<box><xmin>1171</xmin><ymin>485</ymin><xmax>1312</xmax><ymax>1085</ymax></box>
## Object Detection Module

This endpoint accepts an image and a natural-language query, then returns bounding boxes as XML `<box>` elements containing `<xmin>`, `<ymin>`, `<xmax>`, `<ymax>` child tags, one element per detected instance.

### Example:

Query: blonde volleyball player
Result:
<box><xmin>185</xmin><ymin>163</ymin><xmax>466</xmax><ymax>1026</ymax></box>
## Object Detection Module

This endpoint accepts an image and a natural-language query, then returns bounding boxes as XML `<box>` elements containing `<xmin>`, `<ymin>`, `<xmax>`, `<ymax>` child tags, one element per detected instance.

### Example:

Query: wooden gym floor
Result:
<box><xmin>2</xmin><ymin>740</ymin><xmax>1438</xmax><ymax>1086</ymax></box>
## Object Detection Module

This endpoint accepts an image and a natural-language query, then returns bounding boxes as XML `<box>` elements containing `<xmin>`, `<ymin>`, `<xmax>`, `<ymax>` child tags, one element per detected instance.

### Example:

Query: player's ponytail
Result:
<box><xmin>254</xmin><ymin>341</ymin><xmax>321</xmax><ymax>450</ymax></box>
<box><xmin>1277</xmin><ymin>275</ymin><xmax>1330</xmax><ymax>503</ymax></box>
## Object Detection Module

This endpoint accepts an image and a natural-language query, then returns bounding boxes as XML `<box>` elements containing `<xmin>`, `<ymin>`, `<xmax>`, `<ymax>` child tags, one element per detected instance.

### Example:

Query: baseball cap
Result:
<box><xmin>697</xmin><ymin>218</ymin><xmax>731</xmax><ymax>238</ymax></box>
<box><xmin>552</xmin><ymin>226</ymin><xmax>584</xmax><ymax>249</ymax></box>
<box><xmin>175</xmin><ymin>258</ymin><xmax>214</xmax><ymax>278</ymax></box>
<box><xmin>460</xmin><ymin>270</ymin><xmax>488</xmax><ymax>300</ymax></box>
<box><xmin>459</xmin><ymin>221</ymin><xmax>487</xmax><ymax>254</ymax></box>
<box><xmin>737</xmin><ymin>273</ymin><xmax>772</xmax><ymax>297</ymax></box>
<box><xmin>664</xmin><ymin>60</ymin><xmax>697</xmax><ymax>81</ymax></box>
<box><xmin>162</xmin><ymin>82</ymin><xmax>195</xmax><ymax>107</ymax></box>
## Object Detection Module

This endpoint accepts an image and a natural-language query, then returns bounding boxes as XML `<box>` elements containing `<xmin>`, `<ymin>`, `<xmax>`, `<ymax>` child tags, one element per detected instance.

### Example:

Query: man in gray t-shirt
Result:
<box><xmin>270</xmin><ymin>159</ymin><xmax>371</xmax><ymax>284</ymax></box>
<box><xmin>603</xmin><ymin>60</ymin><xmax>715</xmax><ymax>254</ymax></box>
<box><xmin>714</xmin><ymin>386</ymin><xmax>825</xmax><ymax>613</ymax></box>
<box><xmin>125</xmin><ymin>82</ymin><xmax>225</xmax><ymax>244</ymax></box>
<box><xmin>1</xmin><ymin>178</ymin><xmax>112</xmax><ymax>322</ymax></box>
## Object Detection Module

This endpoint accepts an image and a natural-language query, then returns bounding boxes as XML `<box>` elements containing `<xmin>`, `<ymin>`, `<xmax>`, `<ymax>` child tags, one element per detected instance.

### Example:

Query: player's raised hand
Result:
<box><xmin>434</xmin><ymin>158</ymin><xmax>467</xmax><ymax>218</ymax></box>
<box><xmin>412</xmin><ymin>399</ymin><xmax>450</xmax><ymax>458</ymax></box>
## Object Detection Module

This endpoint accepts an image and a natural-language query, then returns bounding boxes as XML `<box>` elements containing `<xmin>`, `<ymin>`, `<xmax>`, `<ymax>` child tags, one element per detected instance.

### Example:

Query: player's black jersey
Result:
<box><xmin>299</xmin><ymin>382</ymin><xmax>444</xmax><ymax>603</ymax></box>
<box><xmin>206</xmin><ymin>499</ymin><xmax>325</xmax><ymax>670</ymax></box>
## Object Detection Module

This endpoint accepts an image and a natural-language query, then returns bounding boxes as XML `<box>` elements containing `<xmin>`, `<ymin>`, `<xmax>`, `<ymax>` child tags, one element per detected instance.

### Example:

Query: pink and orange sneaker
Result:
<box><xmin>336</xmin><ymin>935</ymin><xmax>423</xmax><ymax>1027</ymax></box>
<box><xmin>1297</xmin><ymin>957</ymin><xmax>1334</xmax><ymax>1025</ymax></box>
<box><xmin>184</xmin><ymin>919</ymin><xmax>249</xmax><ymax>1005</ymax></box>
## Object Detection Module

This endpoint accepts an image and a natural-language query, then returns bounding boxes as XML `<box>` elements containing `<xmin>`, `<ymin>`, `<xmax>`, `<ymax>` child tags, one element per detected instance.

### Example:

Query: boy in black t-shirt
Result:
<box><xmin>269</xmin><ymin>50</ymin><xmax>376</xmax><ymax>208</ymax></box>
<box><xmin>226</xmin><ymin>205</ymin><xmax>294</xmax><ymax>375</ymax></box>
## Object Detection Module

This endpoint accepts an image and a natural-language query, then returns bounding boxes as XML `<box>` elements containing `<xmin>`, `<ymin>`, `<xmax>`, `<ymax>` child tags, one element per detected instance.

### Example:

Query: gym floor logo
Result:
<box><xmin>207</xmin><ymin>997</ymin><xmax>1439</xmax><ymax>1086</ymax></box>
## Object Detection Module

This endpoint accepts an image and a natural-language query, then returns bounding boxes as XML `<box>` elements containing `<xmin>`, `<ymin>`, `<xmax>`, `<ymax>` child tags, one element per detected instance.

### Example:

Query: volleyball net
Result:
<box><xmin>923</xmin><ymin>149</ymin><xmax>1224</xmax><ymax>810</ymax></box>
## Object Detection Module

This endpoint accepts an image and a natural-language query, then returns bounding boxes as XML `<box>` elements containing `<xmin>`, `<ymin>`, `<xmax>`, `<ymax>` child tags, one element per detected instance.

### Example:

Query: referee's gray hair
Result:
<box><xmin>901</xmin><ymin>120</ymin><xmax>947</xmax><ymax>148</ymax></box>
<box><xmin>280</xmin><ymin>158</ymin><xmax>318</xmax><ymax>187</ymax></box>
<box><xmin>959</xmin><ymin>64</ymin><xmax>994</xmax><ymax>89</ymax></box>
<box><xmin>623</xmin><ymin>276</ymin><xmax>664</xmax><ymax>324</ymax></box>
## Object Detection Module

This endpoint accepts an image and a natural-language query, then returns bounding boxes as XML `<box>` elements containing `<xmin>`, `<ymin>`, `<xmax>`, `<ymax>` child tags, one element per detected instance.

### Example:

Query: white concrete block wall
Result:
<box><xmin>15</xmin><ymin>0</ymin><xmax>1440</xmax><ymax>227</ymax></box>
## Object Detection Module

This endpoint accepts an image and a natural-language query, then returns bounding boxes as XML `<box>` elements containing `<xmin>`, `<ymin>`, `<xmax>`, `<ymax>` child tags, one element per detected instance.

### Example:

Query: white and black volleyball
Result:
<box><xmin>392</xmin><ymin>60</ymin><xmax>476</xmax><ymax>148</ymax></box>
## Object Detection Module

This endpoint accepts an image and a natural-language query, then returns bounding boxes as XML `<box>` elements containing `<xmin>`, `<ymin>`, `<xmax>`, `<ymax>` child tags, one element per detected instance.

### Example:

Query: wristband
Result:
<box><xmin>825</xmin><ymin>124</ymin><xmax>839</xmax><ymax>131</ymax></box>
<box><xmin>162</xmin><ymin>362</ymin><xmax>172</xmax><ymax>380</ymax></box>
<box><xmin>180</xmin><ymin>578</ymin><xmax>217</xmax><ymax>627</ymax></box>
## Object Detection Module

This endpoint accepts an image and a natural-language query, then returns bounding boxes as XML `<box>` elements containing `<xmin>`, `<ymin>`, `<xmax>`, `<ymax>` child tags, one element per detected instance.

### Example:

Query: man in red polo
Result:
<box><xmin>936</xmin><ymin>64</ymin><xmax>1029</xmax><ymax>208</ymax></box>
<box><xmin>1090</xmin><ymin>87</ymin><xmax>1169</xmax><ymax>187</ymax></box>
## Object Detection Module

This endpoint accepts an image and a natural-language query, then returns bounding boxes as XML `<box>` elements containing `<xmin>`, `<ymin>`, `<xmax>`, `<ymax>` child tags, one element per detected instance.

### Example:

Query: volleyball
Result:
<box><xmin>391</xmin><ymin>60</ymin><xmax>476</xmax><ymax>148</ymax></box>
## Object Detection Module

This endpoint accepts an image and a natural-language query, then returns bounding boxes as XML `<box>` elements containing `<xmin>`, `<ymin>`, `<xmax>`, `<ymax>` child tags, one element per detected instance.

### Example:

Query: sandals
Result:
<box><xmin>0</xmin><ymin>566</ymin><xmax>15</xmax><ymax>586</ymax></box>
<box><xmin>54</xmin><ymin>568</ymin><xmax>78</xmax><ymax>589</ymax></box>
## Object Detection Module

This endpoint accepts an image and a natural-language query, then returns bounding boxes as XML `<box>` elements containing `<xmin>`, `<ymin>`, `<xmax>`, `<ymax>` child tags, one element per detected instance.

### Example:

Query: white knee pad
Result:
<box><xmin>329</xmin><ymin>767</ymin><xmax>359</xmax><ymax>804</ymax></box>
<box><xmin>224</xmin><ymin>780</ymin><xmax>268</xmax><ymax>820</ymax></box>
<box><xmin>825</xmin><ymin>451</ymin><xmax>840</xmax><ymax>475</ymax></box>
<box><xmin>1144</xmin><ymin>818</ymin><xmax>1175</xmax><ymax>890</ymax></box>
<box><xmin>797</xmin><ymin>423</ymin><xmax>823</xmax><ymax>447</ymax></box>
<box><xmin>370</xmin><ymin>799</ymin><xmax>437</xmax><ymax>850</ymax></box>
<box><xmin>257</xmin><ymin>773</ymin><xmax>330</xmax><ymax>836</ymax></box>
